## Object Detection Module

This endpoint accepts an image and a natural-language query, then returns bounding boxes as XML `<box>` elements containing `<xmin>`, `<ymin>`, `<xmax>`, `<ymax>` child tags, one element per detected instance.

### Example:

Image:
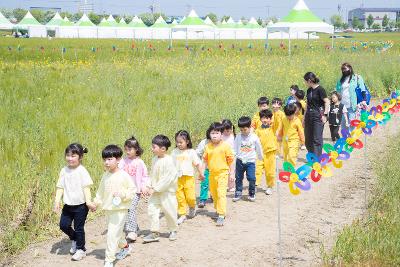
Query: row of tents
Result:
<box><xmin>0</xmin><ymin>0</ymin><xmax>333</xmax><ymax>42</ymax></box>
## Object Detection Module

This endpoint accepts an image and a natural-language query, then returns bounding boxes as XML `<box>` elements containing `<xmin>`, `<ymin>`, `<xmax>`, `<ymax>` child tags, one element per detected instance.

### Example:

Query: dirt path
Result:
<box><xmin>6</xmin><ymin>114</ymin><xmax>400</xmax><ymax>267</ymax></box>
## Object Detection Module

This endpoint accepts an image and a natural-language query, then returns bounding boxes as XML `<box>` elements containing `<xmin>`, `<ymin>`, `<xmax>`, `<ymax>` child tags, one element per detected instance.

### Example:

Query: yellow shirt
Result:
<box><xmin>272</xmin><ymin>109</ymin><xmax>285</xmax><ymax>135</ymax></box>
<box><xmin>297</xmin><ymin>100</ymin><xmax>307</xmax><ymax>123</ymax></box>
<box><xmin>255</xmin><ymin>126</ymin><xmax>277</xmax><ymax>154</ymax></box>
<box><xmin>203</xmin><ymin>141</ymin><xmax>234</xmax><ymax>174</ymax></box>
<box><xmin>251</xmin><ymin>112</ymin><xmax>262</xmax><ymax>130</ymax></box>
<box><xmin>278</xmin><ymin>117</ymin><xmax>305</xmax><ymax>145</ymax></box>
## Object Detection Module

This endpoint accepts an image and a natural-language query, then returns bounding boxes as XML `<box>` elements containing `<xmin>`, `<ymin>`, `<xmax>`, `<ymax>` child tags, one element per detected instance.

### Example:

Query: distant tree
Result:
<box><xmin>351</xmin><ymin>17</ymin><xmax>361</xmax><ymax>29</ymax></box>
<box><xmin>72</xmin><ymin>12</ymin><xmax>83</xmax><ymax>22</ymax></box>
<box><xmin>88</xmin><ymin>12</ymin><xmax>100</xmax><ymax>24</ymax></box>
<box><xmin>44</xmin><ymin>10</ymin><xmax>55</xmax><ymax>23</ymax></box>
<box><xmin>60</xmin><ymin>11</ymin><xmax>72</xmax><ymax>20</ymax></box>
<box><xmin>267</xmin><ymin>16</ymin><xmax>278</xmax><ymax>23</ymax></box>
<box><xmin>221</xmin><ymin>15</ymin><xmax>230</xmax><ymax>22</ymax></box>
<box><xmin>388</xmin><ymin>20</ymin><xmax>396</xmax><ymax>29</ymax></box>
<box><xmin>357</xmin><ymin>23</ymin><xmax>365</xmax><ymax>31</ymax></box>
<box><xmin>372</xmin><ymin>23</ymin><xmax>381</xmax><ymax>30</ymax></box>
<box><xmin>205</xmin><ymin>12</ymin><xmax>217</xmax><ymax>24</ymax></box>
<box><xmin>367</xmin><ymin>14</ymin><xmax>374</xmax><ymax>28</ymax></box>
<box><xmin>341</xmin><ymin>22</ymin><xmax>349</xmax><ymax>29</ymax></box>
<box><xmin>257</xmin><ymin>17</ymin><xmax>263</xmax><ymax>26</ymax></box>
<box><xmin>0</xmin><ymin>8</ymin><xmax>13</xmax><ymax>19</ymax></box>
<box><xmin>382</xmin><ymin>14</ymin><xmax>389</xmax><ymax>28</ymax></box>
<box><xmin>330</xmin><ymin>14</ymin><xmax>343</xmax><ymax>29</ymax></box>
<box><xmin>396</xmin><ymin>21</ymin><xmax>400</xmax><ymax>31</ymax></box>
<box><xmin>114</xmin><ymin>15</ymin><xmax>121</xmax><ymax>23</ymax></box>
<box><xmin>31</xmin><ymin>9</ymin><xmax>45</xmax><ymax>23</ymax></box>
<box><xmin>139</xmin><ymin>12</ymin><xmax>166</xmax><ymax>26</ymax></box>
<box><xmin>240</xmin><ymin>16</ymin><xmax>248</xmax><ymax>24</ymax></box>
<box><xmin>13</xmin><ymin>8</ymin><xmax>27</xmax><ymax>22</ymax></box>
<box><xmin>123</xmin><ymin>15</ymin><xmax>133</xmax><ymax>24</ymax></box>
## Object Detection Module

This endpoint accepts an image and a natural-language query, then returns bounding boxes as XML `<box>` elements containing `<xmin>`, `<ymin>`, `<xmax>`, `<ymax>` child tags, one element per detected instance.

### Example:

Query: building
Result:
<box><xmin>348</xmin><ymin>8</ymin><xmax>400</xmax><ymax>27</ymax></box>
<box><xmin>79</xmin><ymin>0</ymin><xmax>94</xmax><ymax>14</ymax></box>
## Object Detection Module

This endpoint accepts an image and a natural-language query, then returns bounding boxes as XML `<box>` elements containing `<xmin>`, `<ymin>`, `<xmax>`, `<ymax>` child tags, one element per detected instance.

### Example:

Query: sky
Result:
<box><xmin>1</xmin><ymin>0</ymin><xmax>399</xmax><ymax>21</ymax></box>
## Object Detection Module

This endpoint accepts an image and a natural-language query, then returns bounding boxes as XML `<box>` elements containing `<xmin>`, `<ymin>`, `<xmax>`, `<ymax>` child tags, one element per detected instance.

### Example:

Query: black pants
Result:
<box><xmin>59</xmin><ymin>203</ymin><xmax>89</xmax><ymax>251</ymax></box>
<box><xmin>305</xmin><ymin>110</ymin><xmax>324</xmax><ymax>157</ymax></box>
<box><xmin>329</xmin><ymin>125</ymin><xmax>340</xmax><ymax>142</ymax></box>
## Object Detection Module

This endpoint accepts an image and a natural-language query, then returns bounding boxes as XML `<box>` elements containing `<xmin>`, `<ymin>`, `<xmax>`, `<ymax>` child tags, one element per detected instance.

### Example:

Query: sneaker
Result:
<box><xmin>216</xmin><ymin>216</ymin><xmax>225</xmax><ymax>227</ymax></box>
<box><xmin>300</xmin><ymin>145</ymin><xmax>306</xmax><ymax>150</ymax></box>
<box><xmin>104</xmin><ymin>261</ymin><xmax>114</xmax><ymax>267</ymax></box>
<box><xmin>265</xmin><ymin>187</ymin><xmax>273</xmax><ymax>195</ymax></box>
<box><xmin>71</xmin><ymin>249</ymin><xmax>86</xmax><ymax>261</ymax></box>
<box><xmin>126</xmin><ymin>232</ymin><xmax>137</xmax><ymax>242</ymax></box>
<box><xmin>228</xmin><ymin>187</ymin><xmax>235</xmax><ymax>192</ymax></box>
<box><xmin>69</xmin><ymin>240</ymin><xmax>77</xmax><ymax>254</ymax></box>
<box><xmin>143</xmin><ymin>232</ymin><xmax>160</xmax><ymax>243</ymax></box>
<box><xmin>188</xmin><ymin>208</ymin><xmax>196</xmax><ymax>218</ymax></box>
<box><xmin>168</xmin><ymin>231</ymin><xmax>177</xmax><ymax>241</ymax></box>
<box><xmin>198</xmin><ymin>201</ymin><xmax>206</xmax><ymax>208</ymax></box>
<box><xmin>177</xmin><ymin>215</ymin><xmax>187</xmax><ymax>225</ymax></box>
<box><xmin>232</xmin><ymin>193</ymin><xmax>242</xmax><ymax>202</ymax></box>
<box><xmin>115</xmin><ymin>244</ymin><xmax>132</xmax><ymax>260</ymax></box>
<box><xmin>248</xmin><ymin>195</ymin><xmax>256</xmax><ymax>202</ymax></box>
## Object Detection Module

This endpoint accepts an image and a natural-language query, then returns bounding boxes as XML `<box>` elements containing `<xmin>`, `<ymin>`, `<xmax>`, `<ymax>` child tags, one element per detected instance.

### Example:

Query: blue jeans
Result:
<box><xmin>235</xmin><ymin>159</ymin><xmax>256</xmax><ymax>197</ymax></box>
<box><xmin>59</xmin><ymin>203</ymin><xmax>89</xmax><ymax>251</ymax></box>
<box><xmin>199</xmin><ymin>169</ymin><xmax>210</xmax><ymax>201</ymax></box>
<box><xmin>341</xmin><ymin>106</ymin><xmax>357</xmax><ymax>132</ymax></box>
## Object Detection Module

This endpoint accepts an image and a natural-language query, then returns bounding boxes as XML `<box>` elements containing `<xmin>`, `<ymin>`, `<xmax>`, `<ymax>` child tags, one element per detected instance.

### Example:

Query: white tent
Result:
<box><xmin>0</xmin><ymin>11</ymin><xmax>13</xmax><ymax>30</ymax></box>
<box><xmin>15</xmin><ymin>11</ymin><xmax>47</xmax><ymax>37</ymax></box>
<box><xmin>172</xmin><ymin>10</ymin><xmax>214</xmax><ymax>43</ymax></box>
<box><xmin>76</xmin><ymin>13</ymin><xmax>97</xmax><ymax>38</ymax></box>
<box><xmin>97</xmin><ymin>18</ymin><xmax>117</xmax><ymax>38</ymax></box>
<box><xmin>128</xmin><ymin>16</ymin><xmax>151</xmax><ymax>39</ymax></box>
<box><xmin>57</xmin><ymin>17</ymin><xmax>78</xmax><ymax>38</ymax></box>
<box><xmin>151</xmin><ymin>16</ymin><xmax>171</xmax><ymax>39</ymax></box>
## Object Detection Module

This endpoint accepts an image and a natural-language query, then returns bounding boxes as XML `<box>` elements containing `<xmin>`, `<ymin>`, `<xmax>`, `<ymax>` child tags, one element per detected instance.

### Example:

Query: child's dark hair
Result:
<box><xmin>290</xmin><ymin>85</ymin><xmax>299</xmax><ymax>92</ymax></box>
<box><xmin>152</xmin><ymin>135</ymin><xmax>172</xmax><ymax>150</ymax></box>
<box><xmin>221</xmin><ymin>119</ymin><xmax>236</xmax><ymax>136</ymax></box>
<box><xmin>294</xmin><ymin>101</ymin><xmax>305</xmax><ymax>115</ymax></box>
<box><xmin>257</xmin><ymin>96</ymin><xmax>269</xmax><ymax>106</ymax></box>
<box><xmin>124</xmin><ymin>136</ymin><xmax>144</xmax><ymax>156</ymax></box>
<box><xmin>238</xmin><ymin>116</ymin><xmax>252</xmax><ymax>128</ymax></box>
<box><xmin>175</xmin><ymin>130</ymin><xmax>193</xmax><ymax>149</ymax></box>
<box><xmin>331</xmin><ymin>91</ymin><xmax>342</xmax><ymax>101</ymax></box>
<box><xmin>65</xmin><ymin>143</ymin><xmax>88</xmax><ymax>159</ymax></box>
<box><xmin>284</xmin><ymin>103</ymin><xmax>297</xmax><ymax>116</ymax></box>
<box><xmin>272</xmin><ymin>97</ymin><xmax>283</xmax><ymax>106</ymax></box>
<box><xmin>102</xmin><ymin>144</ymin><xmax>123</xmax><ymax>159</ymax></box>
<box><xmin>207</xmin><ymin>122</ymin><xmax>224</xmax><ymax>133</ymax></box>
<box><xmin>303</xmin><ymin>72</ymin><xmax>320</xmax><ymax>84</ymax></box>
<box><xmin>295</xmin><ymin>90</ymin><xmax>305</xmax><ymax>100</ymax></box>
<box><xmin>259</xmin><ymin>109</ymin><xmax>273</xmax><ymax>119</ymax></box>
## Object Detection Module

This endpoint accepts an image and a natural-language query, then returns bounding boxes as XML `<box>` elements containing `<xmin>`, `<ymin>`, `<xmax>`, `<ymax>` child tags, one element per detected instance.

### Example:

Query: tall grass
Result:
<box><xmin>0</xmin><ymin>33</ymin><xmax>399</xmax><ymax>259</ymax></box>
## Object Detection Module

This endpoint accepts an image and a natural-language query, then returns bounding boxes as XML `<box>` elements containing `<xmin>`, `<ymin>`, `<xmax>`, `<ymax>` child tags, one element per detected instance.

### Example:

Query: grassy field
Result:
<box><xmin>0</xmin><ymin>32</ymin><xmax>399</xmax><ymax>259</ymax></box>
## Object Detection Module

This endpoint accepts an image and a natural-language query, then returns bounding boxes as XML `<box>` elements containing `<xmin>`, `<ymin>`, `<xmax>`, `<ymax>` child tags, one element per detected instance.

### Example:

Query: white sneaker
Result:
<box><xmin>69</xmin><ymin>240</ymin><xmax>77</xmax><ymax>254</ymax></box>
<box><xmin>265</xmin><ymin>187</ymin><xmax>273</xmax><ymax>195</ymax></box>
<box><xmin>104</xmin><ymin>261</ymin><xmax>114</xmax><ymax>267</ymax></box>
<box><xmin>115</xmin><ymin>244</ymin><xmax>132</xmax><ymax>260</ymax></box>
<box><xmin>126</xmin><ymin>232</ymin><xmax>137</xmax><ymax>242</ymax></box>
<box><xmin>300</xmin><ymin>145</ymin><xmax>306</xmax><ymax>150</ymax></box>
<box><xmin>188</xmin><ymin>208</ymin><xmax>196</xmax><ymax>219</ymax></box>
<box><xmin>169</xmin><ymin>231</ymin><xmax>177</xmax><ymax>241</ymax></box>
<box><xmin>71</xmin><ymin>249</ymin><xmax>86</xmax><ymax>261</ymax></box>
<box><xmin>177</xmin><ymin>215</ymin><xmax>186</xmax><ymax>225</ymax></box>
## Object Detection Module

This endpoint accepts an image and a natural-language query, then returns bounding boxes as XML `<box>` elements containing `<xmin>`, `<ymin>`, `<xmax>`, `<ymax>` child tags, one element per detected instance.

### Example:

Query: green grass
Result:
<box><xmin>0</xmin><ymin>32</ymin><xmax>399</xmax><ymax>260</ymax></box>
<box><xmin>324</xmin><ymin>132</ymin><xmax>400</xmax><ymax>266</ymax></box>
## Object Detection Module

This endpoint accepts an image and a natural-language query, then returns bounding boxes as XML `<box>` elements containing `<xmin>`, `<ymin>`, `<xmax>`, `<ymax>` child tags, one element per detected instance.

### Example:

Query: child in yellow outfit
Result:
<box><xmin>171</xmin><ymin>130</ymin><xmax>203</xmax><ymax>225</ymax></box>
<box><xmin>143</xmin><ymin>135</ymin><xmax>178</xmax><ymax>244</ymax></box>
<box><xmin>277</xmin><ymin>104</ymin><xmax>305</xmax><ymax>167</ymax></box>
<box><xmin>271</xmin><ymin>98</ymin><xmax>285</xmax><ymax>158</ymax></box>
<box><xmin>251</xmin><ymin>96</ymin><xmax>270</xmax><ymax>130</ymax></box>
<box><xmin>295</xmin><ymin>90</ymin><xmax>307</xmax><ymax>150</ymax></box>
<box><xmin>94</xmin><ymin>145</ymin><xmax>136</xmax><ymax>267</ymax></box>
<box><xmin>203</xmin><ymin>122</ymin><xmax>234</xmax><ymax>227</ymax></box>
<box><xmin>255</xmin><ymin>110</ymin><xmax>278</xmax><ymax>195</ymax></box>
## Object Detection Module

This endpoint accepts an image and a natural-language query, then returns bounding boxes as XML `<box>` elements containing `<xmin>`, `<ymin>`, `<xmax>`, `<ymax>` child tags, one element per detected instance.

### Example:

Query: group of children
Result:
<box><xmin>54</xmin><ymin>88</ymin><xmax>349</xmax><ymax>266</ymax></box>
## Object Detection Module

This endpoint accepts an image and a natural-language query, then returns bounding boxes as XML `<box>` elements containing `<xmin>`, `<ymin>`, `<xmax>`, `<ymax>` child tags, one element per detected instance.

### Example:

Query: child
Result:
<box><xmin>294</xmin><ymin>101</ymin><xmax>305</xmax><ymax>125</ymax></box>
<box><xmin>118</xmin><ymin>136</ymin><xmax>149</xmax><ymax>242</ymax></box>
<box><xmin>286</xmin><ymin>85</ymin><xmax>299</xmax><ymax>105</ymax></box>
<box><xmin>271</xmin><ymin>97</ymin><xmax>285</xmax><ymax>158</ymax></box>
<box><xmin>171</xmin><ymin>130</ymin><xmax>203</xmax><ymax>225</ymax></box>
<box><xmin>329</xmin><ymin>91</ymin><xmax>349</xmax><ymax>142</ymax></box>
<box><xmin>203</xmin><ymin>122</ymin><xmax>234</xmax><ymax>226</ymax></box>
<box><xmin>143</xmin><ymin>135</ymin><xmax>178</xmax><ymax>243</ymax></box>
<box><xmin>277</xmin><ymin>104</ymin><xmax>305</xmax><ymax>166</ymax></box>
<box><xmin>295</xmin><ymin>89</ymin><xmax>307</xmax><ymax>114</ymax></box>
<box><xmin>221</xmin><ymin>119</ymin><xmax>235</xmax><ymax>192</ymax></box>
<box><xmin>255</xmin><ymin>110</ymin><xmax>278</xmax><ymax>195</ymax></box>
<box><xmin>233</xmin><ymin>117</ymin><xmax>263</xmax><ymax>202</ymax></box>
<box><xmin>94</xmin><ymin>145</ymin><xmax>136</xmax><ymax>267</ymax></box>
<box><xmin>54</xmin><ymin>143</ymin><xmax>95</xmax><ymax>261</ymax></box>
<box><xmin>196</xmin><ymin>129</ymin><xmax>211</xmax><ymax>208</ymax></box>
<box><xmin>251</xmin><ymin>96</ymin><xmax>269</xmax><ymax>130</ymax></box>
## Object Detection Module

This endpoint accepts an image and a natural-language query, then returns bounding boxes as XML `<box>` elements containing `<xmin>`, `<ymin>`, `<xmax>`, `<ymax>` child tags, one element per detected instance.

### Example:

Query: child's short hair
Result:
<box><xmin>221</xmin><ymin>119</ymin><xmax>235</xmax><ymax>135</ymax></box>
<box><xmin>259</xmin><ymin>109</ymin><xmax>273</xmax><ymax>119</ymax></box>
<box><xmin>238</xmin><ymin>116</ymin><xmax>252</xmax><ymax>128</ymax></box>
<box><xmin>290</xmin><ymin>85</ymin><xmax>299</xmax><ymax>92</ymax></box>
<box><xmin>257</xmin><ymin>96</ymin><xmax>269</xmax><ymax>106</ymax></box>
<box><xmin>331</xmin><ymin>91</ymin><xmax>342</xmax><ymax>101</ymax></box>
<box><xmin>124</xmin><ymin>136</ymin><xmax>144</xmax><ymax>156</ymax></box>
<box><xmin>284</xmin><ymin>103</ymin><xmax>297</xmax><ymax>116</ymax></box>
<box><xmin>294</xmin><ymin>101</ymin><xmax>305</xmax><ymax>115</ymax></box>
<box><xmin>272</xmin><ymin>97</ymin><xmax>283</xmax><ymax>106</ymax></box>
<box><xmin>102</xmin><ymin>144</ymin><xmax>123</xmax><ymax>159</ymax></box>
<box><xmin>152</xmin><ymin>135</ymin><xmax>172</xmax><ymax>150</ymax></box>
<box><xmin>207</xmin><ymin>122</ymin><xmax>224</xmax><ymax>133</ymax></box>
<box><xmin>295</xmin><ymin>90</ymin><xmax>305</xmax><ymax>100</ymax></box>
<box><xmin>65</xmin><ymin>143</ymin><xmax>88</xmax><ymax>158</ymax></box>
<box><xmin>175</xmin><ymin>130</ymin><xmax>193</xmax><ymax>149</ymax></box>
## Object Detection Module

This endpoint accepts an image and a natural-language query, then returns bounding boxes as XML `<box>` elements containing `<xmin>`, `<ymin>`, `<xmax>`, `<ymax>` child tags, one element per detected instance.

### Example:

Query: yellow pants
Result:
<box><xmin>148</xmin><ymin>192</ymin><xmax>177</xmax><ymax>233</ymax></box>
<box><xmin>283</xmin><ymin>141</ymin><xmax>299</xmax><ymax>166</ymax></box>
<box><xmin>176</xmin><ymin>175</ymin><xmax>196</xmax><ymax>216</ymax></box>
<box><xmin>255</xmin><ymin>151</ymin><xmax>277</xmax><ymax>187</ymax></box>
<box><xmin>209</xmin><ymin>172</ymin><xmax>228</xmax><ymax>216</ymax></box>
<box><xmin>105</xmin><ymin>210</ymin><xmax>128</xmax><ymax>263</ymax></box>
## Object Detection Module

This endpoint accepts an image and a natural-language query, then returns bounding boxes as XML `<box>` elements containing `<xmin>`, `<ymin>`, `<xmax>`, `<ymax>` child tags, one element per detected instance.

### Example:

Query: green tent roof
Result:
<box><xmin>151</xmin><ymin>16</ymin><xmax>170</xmax><ymax>28</ymax></box>
<box><xmin>204</xmin><ymin>16</ymin><xmax>216</xmax><ymax>27</ymax></box>
<box><xmin>282</xmin><ymin>0</ymin><xmax>322</xmax><ymax>22</ymax></box>
<box><xmin>98</xmin><ymin>18</ymin><xmax>112</xmax><ymax>27</ymax></box>
<box><xmin>179</xmin><ymin>10</ymin><xmax>207</xmax><ymax>26</ymax></box>
<box><xmin>244</xmin><ymin>17</ymin><xmax>262</xmax><ymax>29</ymax></box>
<box><xmin>119</xmin><ymin>18</ymin><xmax>130</xmax><ymax>27</ymax></box>
<box><xmin>128</xmin><ymin>16</ymin><xmax>147</xmax><ymax>28</ymax></box>
<box><xmin>76</xmin><ymin>14</ymin><xmax>95</xmax><ymax>26</ymax></box>
<box><xmin>46</xmin><ymin>12</ymin><xmax>64</xmax><ymax>26</ymax></box>
<box><xmin>0</xmin><ymin>11</ymin><xmax>13</xmax><ymax>28</ymax></box>
<box><xmin>107</xmin><ymin>15</ymin><xmax>119</xmax><ymax>26</ymax></box>
<box><xmin>60</xmin><ymin>16</ymin><xmax>74</xmax><ymax>26</ymax></box>
<box><xmin>219</xmin><ymin>17</ymin><xmax>236</xmax><ymax>28</ymax></box>
<box><xmin>18</xmin><ymin>11</ymin><xmax>42</xmax><ymax>26</ymax></box>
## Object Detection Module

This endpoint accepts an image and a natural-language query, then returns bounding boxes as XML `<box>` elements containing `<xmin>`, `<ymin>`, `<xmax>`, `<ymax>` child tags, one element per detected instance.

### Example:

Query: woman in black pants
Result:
<box><xmin>303</xmin><ymin>72</ymin><xmax>330</xmax><ymax>157</ymax></box>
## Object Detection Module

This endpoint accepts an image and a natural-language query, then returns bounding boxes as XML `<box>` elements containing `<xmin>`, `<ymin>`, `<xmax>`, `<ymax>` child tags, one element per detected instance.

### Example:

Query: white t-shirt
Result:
<box><xmin>57</xmin><ymin>165</ymin><xmax>93</xmax><ymax>205</ymax></box>
<box><xmin>171</xmin><ymin>148</ymin><xmax>201</xmax><ymax>177</ymax></box>
<box><xmin>341</xmin><ymin>76</ymin><xmax>351</xmax><ymax>108</ymax></box>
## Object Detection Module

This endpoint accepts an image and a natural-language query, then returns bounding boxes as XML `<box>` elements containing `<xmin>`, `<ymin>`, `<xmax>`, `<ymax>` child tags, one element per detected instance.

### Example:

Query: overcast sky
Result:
<box><xmin>1</xmin><ymin>0</ymin><xmax>399</xmax><ymax>20</ymax></box>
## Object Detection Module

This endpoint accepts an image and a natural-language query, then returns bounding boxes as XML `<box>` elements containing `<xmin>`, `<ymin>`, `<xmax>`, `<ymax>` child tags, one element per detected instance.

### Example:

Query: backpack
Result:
<box><xmin>355</xmin><ymin>75</ymin><xmax>371</xmax><ymax>105</ymax></box>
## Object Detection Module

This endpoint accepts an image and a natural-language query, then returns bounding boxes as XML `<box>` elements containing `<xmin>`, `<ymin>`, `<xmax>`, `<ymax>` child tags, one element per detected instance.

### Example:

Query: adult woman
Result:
<box><xmin>335</xmin><ymin>63</ymin><xmax>367</xmax><ymax>129</ymax></box>
<box><xmin>303</xmin><ymin>72</ymin><xmax>330</xmax><ymax>157</ymax></box>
